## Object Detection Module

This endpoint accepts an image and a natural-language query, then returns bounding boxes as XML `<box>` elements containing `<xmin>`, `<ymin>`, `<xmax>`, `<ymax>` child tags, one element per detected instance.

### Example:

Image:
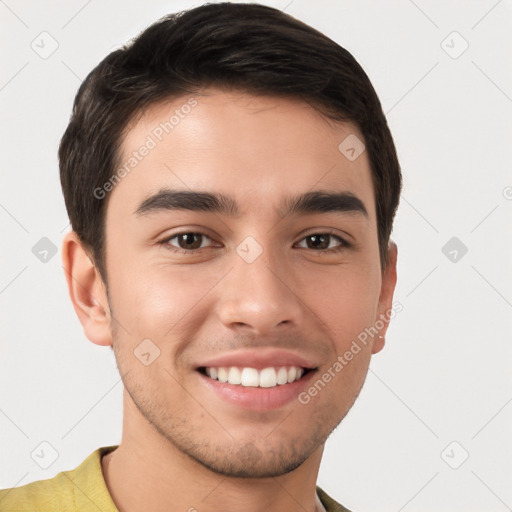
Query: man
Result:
<box><xmin>0</xmin><ymin>2</ymin><xmax>401</xmax><ymax>511</ymax></box>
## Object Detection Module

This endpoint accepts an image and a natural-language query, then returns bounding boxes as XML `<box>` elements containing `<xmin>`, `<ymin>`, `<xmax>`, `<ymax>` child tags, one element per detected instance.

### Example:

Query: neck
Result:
<box><xmin>101</xmin><ymin>390</ymin><xmax>325</xmax><ymax>512</ymax></box>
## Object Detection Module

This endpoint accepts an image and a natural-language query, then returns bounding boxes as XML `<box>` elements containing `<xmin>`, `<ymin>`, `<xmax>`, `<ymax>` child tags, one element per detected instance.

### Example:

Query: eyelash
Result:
<box><xmin>158</xmin><ymin>230</ymin><xmax>351</xmax><ymax>254</ymax></box>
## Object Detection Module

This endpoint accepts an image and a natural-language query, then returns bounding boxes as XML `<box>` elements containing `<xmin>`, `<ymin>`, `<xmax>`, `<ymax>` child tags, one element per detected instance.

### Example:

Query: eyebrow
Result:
<box><xmin>134</xmin><ymin>188</ymin><xmax>368</xmax><ymax>219</ymax></box>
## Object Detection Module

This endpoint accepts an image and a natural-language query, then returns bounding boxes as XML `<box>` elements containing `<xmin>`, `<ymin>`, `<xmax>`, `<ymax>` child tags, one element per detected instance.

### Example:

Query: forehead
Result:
<box><xmin>108</xmin><ymin>89</ymin><xmax>375</xmax><ymax>222</ymax></box>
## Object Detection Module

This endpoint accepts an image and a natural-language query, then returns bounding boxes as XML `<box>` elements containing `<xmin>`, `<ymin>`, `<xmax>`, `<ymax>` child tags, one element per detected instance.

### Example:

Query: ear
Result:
<box><xmin>372</xmin><ymin>241</ymin><xmax>398</xmax><ymax>354</ymax></box>
<box><xmin>61</xmin><ymin>231</ymin><xmax>113</xmax><ymax>347</ymax></box>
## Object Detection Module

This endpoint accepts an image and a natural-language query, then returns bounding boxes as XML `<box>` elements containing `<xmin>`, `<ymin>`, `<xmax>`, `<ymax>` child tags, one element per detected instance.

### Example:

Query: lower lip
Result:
<box><xmin>197</xmin><ymin>370</ymin><xmax>317</xmax><ymax>411</ymax></box>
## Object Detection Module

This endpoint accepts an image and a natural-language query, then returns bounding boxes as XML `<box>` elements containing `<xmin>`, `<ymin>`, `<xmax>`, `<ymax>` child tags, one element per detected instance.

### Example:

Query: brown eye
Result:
<box><xmin>164</xmin><ymin>232</ymin><xmax>214</xmax><ymax>252</ymax></box>
<box><xmin>296</xmin><ymin>233</ymin><xmax>348</xmax><ymax>252</ymax></box>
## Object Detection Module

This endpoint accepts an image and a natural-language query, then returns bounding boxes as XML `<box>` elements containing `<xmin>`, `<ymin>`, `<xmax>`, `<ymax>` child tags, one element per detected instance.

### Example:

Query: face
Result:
<box><xmin>97</xmin><ymin>89</ymin><xmax>396</xmax><ymax>477</ymax></box>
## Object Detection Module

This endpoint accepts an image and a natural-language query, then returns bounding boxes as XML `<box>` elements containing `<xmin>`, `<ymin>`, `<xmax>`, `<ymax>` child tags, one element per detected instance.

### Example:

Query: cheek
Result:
<box><xmin>108</xmin><ymin>262</ymin><xmax>217</xmax><ymax>342</ymax></box>
<box><xmin>307</xmin><ymin>264</ymin><xmax>381</xmax><ymax>343</ymax></box>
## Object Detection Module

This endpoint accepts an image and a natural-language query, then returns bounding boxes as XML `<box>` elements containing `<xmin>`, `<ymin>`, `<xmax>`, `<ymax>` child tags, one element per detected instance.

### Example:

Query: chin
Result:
<box><xmin>186</xmin><ymin>443</ymin><xmax>309</xmax><ymax>478</ymax></box>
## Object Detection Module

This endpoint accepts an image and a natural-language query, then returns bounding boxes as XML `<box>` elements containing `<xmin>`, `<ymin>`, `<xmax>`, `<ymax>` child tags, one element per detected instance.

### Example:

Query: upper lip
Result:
<box><xmin>196</xmin><ymin>348</ymin><xmax>319</xmax><ymax>371</ymax></box>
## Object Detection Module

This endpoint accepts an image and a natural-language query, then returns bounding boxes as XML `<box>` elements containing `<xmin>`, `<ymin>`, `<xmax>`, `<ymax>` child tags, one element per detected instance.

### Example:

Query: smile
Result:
<box><xmin>201</xmin><ymin>366</ymin><xmax>308</xmax><ymax>388</ymax></box>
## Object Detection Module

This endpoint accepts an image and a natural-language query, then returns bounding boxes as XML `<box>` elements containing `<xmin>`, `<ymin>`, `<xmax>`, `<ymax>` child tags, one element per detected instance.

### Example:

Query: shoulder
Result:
<box><xmin>0</xmin><ymin>446</ymin><xmax>119</xmax><ymax>512</ymax></box>
<box><xmin>0</xmin><ymin>471</ymin><xmax>73</xmax><ymax>511</ymax></box>
<box><xmin>317</xmin><ymin>485</ymin><xmax>355</xmax><ymax>512</ymax></box>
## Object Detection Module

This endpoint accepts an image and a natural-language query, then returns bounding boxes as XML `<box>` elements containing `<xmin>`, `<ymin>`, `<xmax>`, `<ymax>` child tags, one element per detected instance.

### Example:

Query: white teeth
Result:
<box><xmin>204</xmin><ymin>366</ymin><xmax>306</xmax><ymax>388</ymax></box>
<box><xmin>276</xmin><ymin>367</ymin><xmax>288</xmax><ymax>385</ymax></box>
<box><xmin>287</xmin><ymin>366</ymin><xmax>297</xmax><ymax>383</ymax></box>
<box><xmin>241</xmin><ymin>367</ymin><xmax>259</xmax><ymax>387</ymax></box>
<box><xmin>259</xmin><ymin>367</ymin><xmax>277</xmax><ymax>388</ymax></box>
<box><xmin>217</xmin><ymin>367</ymin><xmax>228</xmax><ymax>383</ymax></box>
<box><xmin>227</xmin><ymin>367</ymin><xmax>241</xmax><ymax>385</ymax></box>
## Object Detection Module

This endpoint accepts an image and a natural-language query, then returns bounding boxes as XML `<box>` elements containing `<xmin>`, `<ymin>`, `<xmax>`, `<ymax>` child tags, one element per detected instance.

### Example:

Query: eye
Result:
<box><xmin>161</xmin><ymin>232</ymin><xmax>216</xmax><ymax>253</ymax></box>
<box><xmin>159</xmin><ymin>230</ymin><xmax>350</xmax><ymax>254</ymax></box>
<box><xmin>295</xmin><ymin>232</ymin><xmax>349</xmax><ymax>252</ymax></box>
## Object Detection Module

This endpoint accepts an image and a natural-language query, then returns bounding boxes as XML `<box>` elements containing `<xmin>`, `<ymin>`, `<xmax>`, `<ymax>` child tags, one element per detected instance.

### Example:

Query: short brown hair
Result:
<box><xmin>59</xmin><ymin>2</ymin><xmax>401</xmax><ymax>282</ymax></box>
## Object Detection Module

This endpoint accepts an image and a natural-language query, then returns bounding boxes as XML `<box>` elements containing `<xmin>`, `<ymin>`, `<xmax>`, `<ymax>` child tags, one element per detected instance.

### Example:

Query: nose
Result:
<box><xmin>215</xmin><ymin>246</ymin><xmax>305</xmax><ymax>336</ymax></box>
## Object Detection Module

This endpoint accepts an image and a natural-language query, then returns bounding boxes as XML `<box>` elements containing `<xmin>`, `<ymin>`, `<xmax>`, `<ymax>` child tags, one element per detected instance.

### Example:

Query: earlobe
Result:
<box><xmin>372</xmin><ymin>241</ymin><xmax>398</xmax><ymax>354</ymax></box>
<box><xmin>61</xmin><ymin>231</ymin><xmax>113</xmax><ymax>347</ymax></box>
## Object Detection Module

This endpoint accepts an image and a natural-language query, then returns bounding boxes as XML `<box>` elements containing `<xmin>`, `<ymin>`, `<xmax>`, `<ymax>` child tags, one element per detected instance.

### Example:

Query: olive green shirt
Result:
<box><xmin>0</xmin><ymin>446</ymin><xmax>352</xmax><ymax>512</ymax></box>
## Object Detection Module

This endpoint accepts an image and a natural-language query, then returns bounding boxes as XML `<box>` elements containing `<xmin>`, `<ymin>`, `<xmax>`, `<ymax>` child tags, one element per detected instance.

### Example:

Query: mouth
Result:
<box><xmin>197</xmin><ymin>365</ymin><xmax>313</xmax><ymax>388</ymax></box>
<box><xmin>194</xmin><ymin>349</ymin><xmax>320</xmax><ymax>410</ymax></box>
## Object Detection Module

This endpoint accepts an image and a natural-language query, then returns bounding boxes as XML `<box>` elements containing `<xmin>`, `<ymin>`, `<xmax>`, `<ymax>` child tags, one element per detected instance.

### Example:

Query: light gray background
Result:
<box><xmin>1</xmin><ymin>1</ymin><xmax>511</xmax><ymax>511</ymax></box>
